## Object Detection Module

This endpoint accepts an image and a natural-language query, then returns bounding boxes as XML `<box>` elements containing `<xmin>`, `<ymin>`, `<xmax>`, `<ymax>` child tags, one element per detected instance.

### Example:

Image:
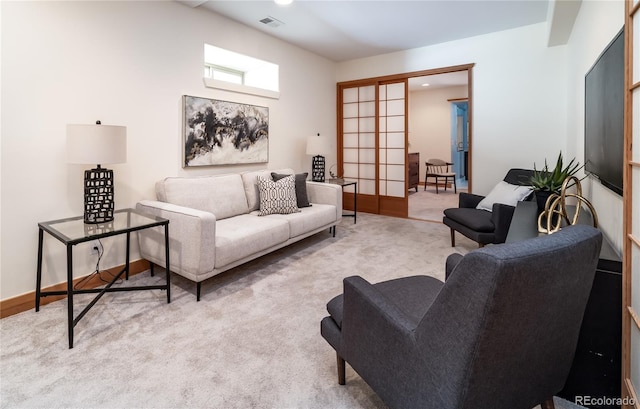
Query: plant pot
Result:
<box><xmin>535</xmin><ymin>190</ymin><xmax>556</xmax><ymax>213</ymax></box>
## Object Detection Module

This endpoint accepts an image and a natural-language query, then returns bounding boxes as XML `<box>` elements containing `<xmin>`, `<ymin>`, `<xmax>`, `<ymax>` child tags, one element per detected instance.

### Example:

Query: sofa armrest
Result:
<box><xmin>306</xmin><ymin>181</ymin><xmax>343</xmax><ymax>220</ymax></box>
<box><xmin>491</xmin><ymin>203</ymin><xmax>517</xmax><ymax>244</ymax></box>
<box><xmin>136</xmin><ymin>200</ymin><xmax>217</xmax><ymax>280</ymax></box>
<box><xmin>459</xmin><ymin>192</ymin><xmax>484</xmax><ymax>209</ymax></box>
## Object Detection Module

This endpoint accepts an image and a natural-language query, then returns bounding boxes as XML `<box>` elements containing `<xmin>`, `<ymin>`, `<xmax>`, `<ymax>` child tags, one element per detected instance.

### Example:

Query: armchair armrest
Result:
<box><xmin>340</xmin><ymin>276</ymin><xmax>421</xmax><ymax>395</ymax></box>
<box><xmin>341</xmin><ymin>276</ymin><xmax>416</xmax><ymax>355</ymax></box>
<box><xmin>306</xmin><ymin>181</ymin><xmax>342</xmax><ymax>220</ymax></box>
<box><xmin>459</xmin><ymin>192</ymin><xmax>484</xmax><ymax>209</ymax></box>
<box><xmin>491</xmin><ymin>203</ymin><xmax>517</xmax><ymax>244</ymax></box>
<box><xmin>136</xmin><ymin>200</ymin><xmax>217</xmax><ymax>280</ymax></box>
<box><xmin>445</xmin><ymin>253</ymin><xmax>464</xmax><ymax>281</ymax></box>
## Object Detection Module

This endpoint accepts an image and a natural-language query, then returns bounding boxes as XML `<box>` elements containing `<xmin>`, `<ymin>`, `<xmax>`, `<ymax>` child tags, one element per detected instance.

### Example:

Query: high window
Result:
<box><xmin>204</xmin><ymin>44</ymin><xmax>279</xmax><ymax>99</ymax></box>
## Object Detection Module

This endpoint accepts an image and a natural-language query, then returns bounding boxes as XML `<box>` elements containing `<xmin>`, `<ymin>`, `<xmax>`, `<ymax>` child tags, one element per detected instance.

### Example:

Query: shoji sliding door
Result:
<box><xmin>378</xmin><ymin>81</ymin><xmax>408</xmax><ymax>217</ymax></box>
<box><xmin>341</xmin><ymin>83</ymin><xmax>378</xmax><ymax>213</ymax></box>
<box><xmin>624</xmin><ymin>1</ymin><xmax>640</xmax><ymax>407</ymax></box>
<box><xmin>338</xmin><ymin>80</ymin><xmax>408</xmax><ymax>217</ymax></box>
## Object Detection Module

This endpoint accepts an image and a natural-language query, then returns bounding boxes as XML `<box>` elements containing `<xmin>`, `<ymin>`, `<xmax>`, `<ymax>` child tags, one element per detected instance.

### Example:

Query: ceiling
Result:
<box><xmin>181</xmin><ymin>0</ymin><xmax>551</xmax><ymax>63</ymax></box>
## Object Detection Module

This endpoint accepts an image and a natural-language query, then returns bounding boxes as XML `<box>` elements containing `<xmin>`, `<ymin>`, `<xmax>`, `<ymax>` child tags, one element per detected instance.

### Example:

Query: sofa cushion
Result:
<box><xmin>272</xmin><ymin>172</ymin><xmax>310</xmax><ymax>208</ymax></box>
<box><xmin>270</xmin><ymin>203</ymin><xmax>337</xmax><ymax>237</ymax></box>
<box><xmin>156</xmin><ymin>174</ymin><xmax>249</xmax><ymax>220</ymax></box>
<box><xmin>257</xmin><ymin>175</ymin><xmax>300</xmax><ymax>216</ymax></box>
<box><xmin>241</xmin><ymin>168</ymin><xmax>294</xmax><ymax>211</ymax></box>
<box><xmin>214</xmin><ymin>214</ymin><xmax>289</xmax><ymax>268</ymax></box>
<box><xmin>443</xmin><ymin>207</ymin><xmax>494</xmax><ymax>232</ymax></box>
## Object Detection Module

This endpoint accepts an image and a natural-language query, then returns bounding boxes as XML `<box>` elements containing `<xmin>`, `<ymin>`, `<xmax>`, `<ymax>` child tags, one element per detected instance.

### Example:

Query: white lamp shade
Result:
<box><xmin>67</xmin><ymin>124</ymin><xmax>127</xmax><ymax>165</ymax></box>
<box><xmin>306</xmin><ymin>134</ymin><xmax>326</xmax><ymax>155</ymax></box>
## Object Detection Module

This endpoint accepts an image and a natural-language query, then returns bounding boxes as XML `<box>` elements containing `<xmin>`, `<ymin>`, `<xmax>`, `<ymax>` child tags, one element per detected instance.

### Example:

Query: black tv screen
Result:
<box><xmin>584</xmin><ymin>27</ymin><xmax>624</xmax><ymax>196</ymax></box>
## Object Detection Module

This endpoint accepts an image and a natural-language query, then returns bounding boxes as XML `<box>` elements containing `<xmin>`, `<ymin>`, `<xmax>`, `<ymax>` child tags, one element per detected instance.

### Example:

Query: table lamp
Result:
<box><xmin>306</xmin><ymin>133</ymin><xmax>326</xmax><ymax>182</ymax></box>
<box><xmin>67</xmin><ymin>121</ymin><xmax>127</xmax><ymax>224</ymax></box>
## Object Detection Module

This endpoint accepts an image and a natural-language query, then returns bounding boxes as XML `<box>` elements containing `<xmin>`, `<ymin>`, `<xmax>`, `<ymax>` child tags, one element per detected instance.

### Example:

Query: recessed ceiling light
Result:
<box><xmin>275</xmin><ymin>0</ymin><xmax>293</xmax><ymax>5</ymax></box>
<box><xmin>421</xmin><ymin>83</ymin><xmax>430</xmax><ymax>87</ymax></box>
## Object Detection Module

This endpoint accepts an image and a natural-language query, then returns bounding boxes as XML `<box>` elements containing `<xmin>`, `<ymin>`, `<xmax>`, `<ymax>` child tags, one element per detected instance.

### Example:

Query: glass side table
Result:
<box><xmin>326</xmin><ymin>178</ymin><xmax>357</xmax><ymax>224</ymax></box>
<box><xmin>36</xmin><ymin>208</ymin><xmax>170</xmax><ymax>348</ymax></box>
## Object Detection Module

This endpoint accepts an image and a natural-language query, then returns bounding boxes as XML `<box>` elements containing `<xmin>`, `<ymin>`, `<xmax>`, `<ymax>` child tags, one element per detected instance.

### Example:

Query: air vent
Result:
<box><xmin>259</xmin><ymin>16</ymin><xmax>284</xmax><ymax>28</ymax></box>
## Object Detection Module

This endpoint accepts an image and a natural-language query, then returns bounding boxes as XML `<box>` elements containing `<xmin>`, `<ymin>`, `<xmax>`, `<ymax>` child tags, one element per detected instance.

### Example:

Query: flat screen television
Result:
<box><xmin>584</xmin><ymin>27</ymin><xmax>624</xmax><ymax>196</ymax></box>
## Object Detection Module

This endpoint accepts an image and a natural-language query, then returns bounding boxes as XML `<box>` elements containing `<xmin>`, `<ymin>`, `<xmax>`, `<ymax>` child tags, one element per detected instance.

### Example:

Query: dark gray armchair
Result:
<box><xmin>443</xmin><ymin>168</ymin><xmax>535</xmax><ymax>247</ymax></box>
<box><xmin>320</xmin><ymin>225</ymin><xmax>602</xmax><ymax>409</ymax></box>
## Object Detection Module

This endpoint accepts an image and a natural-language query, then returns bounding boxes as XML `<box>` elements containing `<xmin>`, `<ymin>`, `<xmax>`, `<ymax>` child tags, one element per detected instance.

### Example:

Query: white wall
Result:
<box><xmin>409</xmin><ymin>85</ymin><xmax>468</xmax><ymax>182</ymax></box>
<box><xmin>0</xmin><ymin>1</ymin><xmax>337</xmax><ymax>300</ymax></box>
<box><xmin>337</xmin><ymin>22</ymin><xmax>569</xmax><ymax>195</ymax></box>
<box><xmin>565</xmin><ymin>0</ymin><xmax>625</xmax><ymax>253</ymax></box>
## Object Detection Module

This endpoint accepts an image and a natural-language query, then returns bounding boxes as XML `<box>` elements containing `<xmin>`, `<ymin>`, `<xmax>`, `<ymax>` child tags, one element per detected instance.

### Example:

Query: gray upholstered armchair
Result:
<box><xmin>320</xmin><ymin>225</ymin><xmax>602</xmax><ymax>409</ymax></box>
<box><xmin>443</xmin><ymin>168</ymin><xmax>535</xmax><ymax>247</ymax></box>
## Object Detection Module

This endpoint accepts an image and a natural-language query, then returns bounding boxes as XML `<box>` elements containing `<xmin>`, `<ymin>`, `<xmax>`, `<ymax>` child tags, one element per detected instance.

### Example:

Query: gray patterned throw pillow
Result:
<box><xmin>257</xmin><ymin>174</ymin><xmax>301</xmax><ymax>216</ymax></box>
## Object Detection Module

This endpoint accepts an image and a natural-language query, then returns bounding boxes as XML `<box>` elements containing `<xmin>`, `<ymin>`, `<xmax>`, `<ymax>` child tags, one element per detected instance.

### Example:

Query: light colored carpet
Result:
<box><xmin>408</xmin><ymin>187</ymin><xmax>466</xmax><ymax>222</ymax></box>
<box><xmin>1</xmin><ymin>213</ymin><xmax>583</xmax><ymax>409</ymax></box>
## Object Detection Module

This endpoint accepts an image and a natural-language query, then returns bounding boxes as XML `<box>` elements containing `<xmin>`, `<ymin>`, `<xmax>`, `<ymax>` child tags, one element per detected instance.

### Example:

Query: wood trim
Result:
<box><xmin>337</xmin><ymin>63</ymin><xmax>475</xmax><ymax>88</ymax></box>
<box><xmin>623</xmin><ymin>378</ymin><xmax>639</xmax><ymax>409</ymax></box>
<box><xmin>447</xmin><ymin>98</ymin><xmax>468</xmax><ymax>103</ymax></box>
<box><xmin>0</xmin><ymin>259</ymin><xmax>151</xmax><ymax>319</ymax></box>
<box><xmin>623</xmin><ymin>0</ymin><xmax>635</xmax><ymax>406</ymax></box>
<box><xmin>632</xmin><ymin>0</ymin><xmax>640</xmax><ymax>16</ymax></box>
<box><xmin>379</xmin><ymin>196</ymin><xmax>408</xmax><ymax>218</ymax></box>
<box><xmin>629</xmin><ymin>305</ymin><xmax>640</xmax><ymax>330</ymax></box>
<box><xmin>353</xmin><ymin>194</ymin><xmax>378</xmax><ymax>214</ymax></box>
<box><xmin>632</xmin><ymin>81</ymin><xmax>640</xmax><ymax>91</ymax></box>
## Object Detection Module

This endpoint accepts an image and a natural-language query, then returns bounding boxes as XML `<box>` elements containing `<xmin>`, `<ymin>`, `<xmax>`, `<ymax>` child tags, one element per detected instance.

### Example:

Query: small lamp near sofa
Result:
<box><xmin>306</xmin><ymin>133</ymin><xmax>326</xmax><ymax>182</ymax></box>
<box><xmin>67</xmin><ymin>120</ymin><xmax>127</xmax><ymax>224</ymax></box>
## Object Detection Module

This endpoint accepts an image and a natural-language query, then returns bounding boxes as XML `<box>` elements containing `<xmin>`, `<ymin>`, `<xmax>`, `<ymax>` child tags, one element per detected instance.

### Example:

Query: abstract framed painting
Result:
<box><xmin>182</xmin><ymin>95</ymin><xmax>269</xmax><ymax>167</ymax></box>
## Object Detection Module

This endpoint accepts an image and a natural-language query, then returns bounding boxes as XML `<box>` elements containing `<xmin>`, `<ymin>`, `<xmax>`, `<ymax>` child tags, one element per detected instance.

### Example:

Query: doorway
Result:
<box><xmin>335</xmin><ymin>63</ymin><xmax>474</xmax><ymax>220</ymax></box>
<box><xmin>451</xmin><ymin>100</ymin><xmax>469</xmax><ymax>191</ymax></box>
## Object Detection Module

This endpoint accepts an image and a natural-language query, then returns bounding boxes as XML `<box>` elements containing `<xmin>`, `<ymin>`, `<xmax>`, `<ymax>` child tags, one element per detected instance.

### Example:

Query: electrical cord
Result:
<box><xmin>73</xmin><ymin>239</ymin><xmax>122</xmax><ymax>290</ymax></box>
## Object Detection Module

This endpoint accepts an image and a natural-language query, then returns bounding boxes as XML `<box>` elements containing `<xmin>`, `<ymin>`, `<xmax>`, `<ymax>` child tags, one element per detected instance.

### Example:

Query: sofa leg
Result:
<box><xmin>196</xmin><ymin>282</ymin><xmax>201</xmax><ymax>301</ymax></box>
<box><xmin>337</xmin><ymin>353</ymin><xmax>346</xmax><ymax>385</ymax></box>
<box><xmin>541</xmin><ymin>398</ymin><xmax>555</xmax><ymax>409</ymax></box>
<box><xmin>450</xmin><ymin>229</ymin><xmax>455</xmax><ymax>247</ymax></box>
<box><xmin>149</xmin><ymin>262</ymin><xmax>155</xmax><ymax>277</ymax></box>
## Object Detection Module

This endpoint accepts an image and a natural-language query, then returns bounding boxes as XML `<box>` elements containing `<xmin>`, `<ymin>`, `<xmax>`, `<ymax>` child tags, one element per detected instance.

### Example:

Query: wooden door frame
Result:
<box><xmin>336</xmin><ymin>63</ymin><xmax>475</xmax><ymax>217</ymax></box>
<box><xmin>622</xmin><ymin>0</ymin><xmax>639</xmax><ymax>407</ymax></box>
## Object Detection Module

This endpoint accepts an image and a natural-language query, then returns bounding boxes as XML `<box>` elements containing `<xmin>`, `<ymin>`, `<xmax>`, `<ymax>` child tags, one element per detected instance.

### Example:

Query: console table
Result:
<box><xmin>36</xmin><ymin>208</ymin><xmax>171</xmax><ymax>348</ymax></box>
<box><xmin>507</xmin><ymin>201</ymin><xmax>622</xmax><ymax>408</ymax></box>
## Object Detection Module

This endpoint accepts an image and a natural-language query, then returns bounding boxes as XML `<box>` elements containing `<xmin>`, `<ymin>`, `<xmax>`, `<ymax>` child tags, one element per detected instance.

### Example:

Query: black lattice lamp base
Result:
<box><xmin>84</xmin><ymin>166</ymin><xmax>114</xmax><ymax>224</ymax></box>
<box><xmin>312</xmin><ymin>155</ymin><xmax>325</xmax><ymax>182</ymax></box>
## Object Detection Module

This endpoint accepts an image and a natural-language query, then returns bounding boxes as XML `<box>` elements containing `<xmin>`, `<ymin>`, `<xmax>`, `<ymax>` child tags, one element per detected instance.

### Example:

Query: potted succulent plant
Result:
<box><xmin>530</xmin><ymin>151</ymin><xmax>584</xmax><ymax>211</ymax></box>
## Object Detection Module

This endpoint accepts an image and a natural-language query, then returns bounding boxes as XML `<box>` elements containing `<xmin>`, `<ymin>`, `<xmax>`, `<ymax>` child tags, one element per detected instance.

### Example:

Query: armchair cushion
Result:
<box><xmin>476</xmin><ymin>181</ymin><xmax>533</xmax><ymax>211</ymax></box>
<box><xmin>443</xmin><ymin>208</ymin><xmax>494</xmax><ymax>232</ymax></box>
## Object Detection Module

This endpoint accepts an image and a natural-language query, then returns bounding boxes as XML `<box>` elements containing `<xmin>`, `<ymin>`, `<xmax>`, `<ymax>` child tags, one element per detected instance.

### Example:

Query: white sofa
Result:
<box><xmin>136</xmin><ymin>168</ymin><xmax>342</xmax><ymax>300</ymax></box>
